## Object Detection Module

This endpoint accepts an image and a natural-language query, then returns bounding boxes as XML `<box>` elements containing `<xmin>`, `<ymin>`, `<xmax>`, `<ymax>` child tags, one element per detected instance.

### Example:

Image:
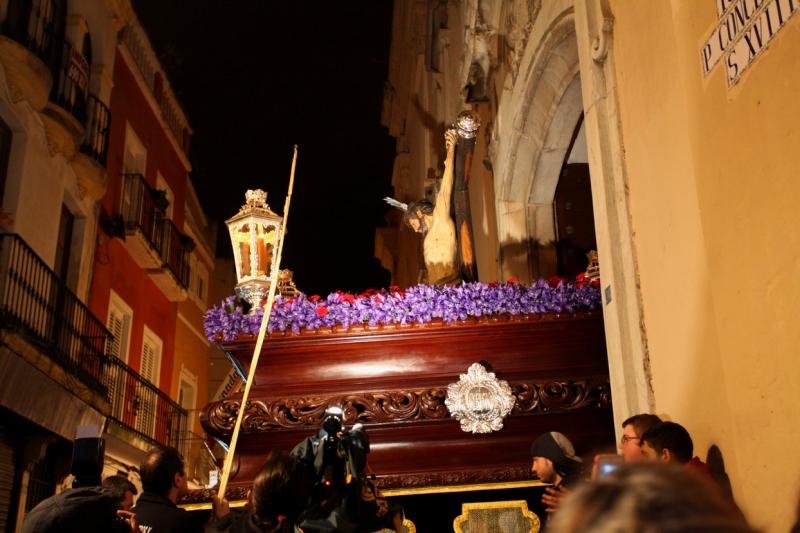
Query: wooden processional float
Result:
<box><xmin>184</xmin><ymin>127</ymin><xmax>616</xmax><ymax>514</ymax></box>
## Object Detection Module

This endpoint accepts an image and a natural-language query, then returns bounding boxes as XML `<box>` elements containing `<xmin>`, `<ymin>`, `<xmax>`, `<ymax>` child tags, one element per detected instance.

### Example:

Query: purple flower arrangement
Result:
<box><xmin>203</xmin><ymin>279</ymin><xmax>602</xmax><ymax>342</ymax></box>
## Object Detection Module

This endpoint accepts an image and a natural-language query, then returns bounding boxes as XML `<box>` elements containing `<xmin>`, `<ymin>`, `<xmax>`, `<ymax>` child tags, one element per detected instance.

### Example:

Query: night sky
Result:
<box><xmin>133</xmin><ymin>1</ymin><xmax>396</xmax><ymax>296</ymax></box>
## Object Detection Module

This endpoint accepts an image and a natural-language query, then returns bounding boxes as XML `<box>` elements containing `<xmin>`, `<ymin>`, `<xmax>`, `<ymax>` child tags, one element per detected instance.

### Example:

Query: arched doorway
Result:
<box><xmin>494</xmin><ymin>12</ymin><xmax>585</xmax><ymax>283</ymax></box>
<box><xmin>493</xmin><ymin>1</ymin><xmax>653</xmax><ymax>430</ymax></box>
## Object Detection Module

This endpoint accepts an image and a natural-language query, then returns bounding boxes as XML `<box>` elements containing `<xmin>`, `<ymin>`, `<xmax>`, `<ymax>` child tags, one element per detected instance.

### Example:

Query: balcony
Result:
<box><xmin>0</xmin><ymin>233</ymin><xmax>111</xmax><ymax>398</ymax></box>
<box><xmin>120</xmin><ymin>174</ymin><xmax>190</xmax><ymax>301</ymax></box>
<box><xmin>103</xmin><ymin>355</ymin><xmax>187</xmax><ymax>450</ymax></box>
<box><xmin>0</xmin><ymin>233</ymin><xmax>190</xmax><ymax>456</ymax></box>
<box><xmin>150</xmin><ymin>217</ymin><xmax>190</xmax><ymax>301</ymax></box>
<box><xmin>71</xmin><ymin>95</ymin><xmax>111</xmax><ymax>201</ymax></box>
<box><xmin>40</xmin><ymin>39</ymin><xmax>88</xmax><ymax>159</ymax></box>
<box><xmin>0</xmin><ymin>1</ymin><xmax>55</xmax><ymax>111</ymax></box>
<box><xmin>120</xmin><ymin>173</ymin><xmax>166</xmax><ymax>269</ymax></box>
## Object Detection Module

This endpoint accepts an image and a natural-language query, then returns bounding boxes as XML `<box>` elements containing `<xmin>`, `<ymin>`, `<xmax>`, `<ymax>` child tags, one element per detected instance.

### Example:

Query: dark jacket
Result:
<box><xmin>22</xmin><ymin>486</ymin><xmax>129</xmax><ymax>533</ymax></box>
<box><xmin>205</xmin><ymin>508</ymin><xmax>296</xmax><ymax>533</ymax></box>
<box><xmin>133</xmin><ymin>491</ymin><xmax>205</xmax><ymax>533</ymax></box>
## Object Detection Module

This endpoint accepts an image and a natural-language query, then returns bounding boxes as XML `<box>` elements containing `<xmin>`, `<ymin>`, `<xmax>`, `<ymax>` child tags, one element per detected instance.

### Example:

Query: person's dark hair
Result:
<box><xmin>622</xmin><ymin>413</ymin><xmax>662</xmax><ymax>438</ymax></box>
<box><xmin>548</xmin><ymin>464</ymin><xmax>758</xmax><ymax>532</ymax></box>
<box><xmin>641</xmin><ymin>422</ymin><xmax>693</xmax><ymax>464</ymax></box>
<box><xmin>101</xmin><ymin>474</ymin><xmax>137</xmax><ymax>505</ymax></box>
<box><xmin>251</xmin><ymin>451</ymin><xmax>309</xmax><ymax>533</ymax></box>
<box><xmin>139</xmin><ymin>447</ymin><xmax>184</xmax><ymax>496</ymax></box>
<box><xmin>403</xmin><ymin>200</ymin><xmax>434</xmax><ymax>230</ymax></box>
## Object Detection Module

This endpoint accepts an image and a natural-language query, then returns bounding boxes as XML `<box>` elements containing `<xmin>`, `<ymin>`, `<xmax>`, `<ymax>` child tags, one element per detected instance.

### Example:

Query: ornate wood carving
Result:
<box><xmin>512</xmin><ymin>379</ymin><xmax>611</xmax><ymax>414</ymax></box>
<box><xmin>202</xmin><ymin>379</ymin><xmax>610</xmax><ymax>438</ymax></box>
<box><xmin>178</xmin><ymin>465</ymin><xmax>536</xmax><ymax>506</ymax></box>
<box><xmin>373</xmin><ymin>465</ymin><xmax>534</xmax><ymax>490</ymax></box>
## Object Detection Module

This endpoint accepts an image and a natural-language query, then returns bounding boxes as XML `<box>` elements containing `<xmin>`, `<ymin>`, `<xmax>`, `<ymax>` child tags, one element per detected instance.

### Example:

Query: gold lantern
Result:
<box><xmin>225</xmin><ymin>189</ymin><xmax>283</xmax><ymax>310</ymax></box>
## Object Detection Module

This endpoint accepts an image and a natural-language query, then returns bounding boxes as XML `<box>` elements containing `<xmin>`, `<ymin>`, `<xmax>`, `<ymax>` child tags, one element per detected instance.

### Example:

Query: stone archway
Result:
<box><xmin>492</xmin><ymin>0</ymin><xmax>654</xmax><ymax>432</ymax></box>
<box><xmin>494</xmin><ymin>9</ymin><xmax>582</xmax><ymax>282</ymax></box>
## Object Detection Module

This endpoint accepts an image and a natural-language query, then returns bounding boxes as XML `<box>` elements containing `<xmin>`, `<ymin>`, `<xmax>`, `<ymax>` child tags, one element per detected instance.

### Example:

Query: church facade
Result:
<box><xmin>377</xmin><ymin>1</ymin><xmax>800</xmax><ymax>530</ymax></box>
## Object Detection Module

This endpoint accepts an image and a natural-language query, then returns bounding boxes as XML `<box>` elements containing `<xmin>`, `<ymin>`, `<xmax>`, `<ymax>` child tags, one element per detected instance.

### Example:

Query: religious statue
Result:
<box><xmin>386</xmin><ymin>128</ymin><xmax>459</xmax><ymax>285</ymax></box>
<box><xmin>385</xmin><ymin>111</ymin><xmax>482</xmax><ymax>285</ymax></box>
<box><xmin>451</xmin><ymin>110</ymin><xmax>481</xmax><ymax>281</ymax></box>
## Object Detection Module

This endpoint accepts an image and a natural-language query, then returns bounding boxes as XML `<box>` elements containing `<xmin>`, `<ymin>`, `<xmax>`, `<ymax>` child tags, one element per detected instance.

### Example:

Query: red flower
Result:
<box><xmin>342</xmin><ymin>294</ymin><xmax>355</xmax><ymax>305</ymax></box>
<box><xmin>507</xmin><ymin>277</ymin><xmax>519</xmax><ymax>284</ymax></box>
<box><xmin>548</xmin><ymin>275</ymin><xmax>565</xmax><ymax>288</ymax></box>
<box><xmin>488</xmin><ymin>282</ymin><xmax>499</xmax><ymax>287</ymax></box>
<box><xmin>309</xmin><ymin>295</ymin><xmax>321</xmax><ymax>302</ymax></box>
<box><xmin>389</xmin><ymin>285</ymin><xmax>401</xmax><ymax>292</ymax></box>
<box><xmin>590</xmin><ymin>278</ymin><xmax>601</xmax><ymax>287</ymax></box>
<box><xmin>316</xmin><ymin>306</ymin><xmax>329</xmax><ymax>317</ymax></box>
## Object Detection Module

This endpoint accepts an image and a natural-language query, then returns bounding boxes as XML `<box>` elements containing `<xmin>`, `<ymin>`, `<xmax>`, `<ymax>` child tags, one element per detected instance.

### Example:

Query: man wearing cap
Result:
<box><xmin>530</xmin><ymin>431</ymin><xmax>584</xmax><ymax>516</ymax></box>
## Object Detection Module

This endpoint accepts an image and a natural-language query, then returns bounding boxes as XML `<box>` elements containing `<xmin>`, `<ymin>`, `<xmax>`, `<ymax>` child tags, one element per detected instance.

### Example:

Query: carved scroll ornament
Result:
<box><xmin>202</xmin><ymin>379</ymin><xmax>610</xmax><ymax>438</ymax></box>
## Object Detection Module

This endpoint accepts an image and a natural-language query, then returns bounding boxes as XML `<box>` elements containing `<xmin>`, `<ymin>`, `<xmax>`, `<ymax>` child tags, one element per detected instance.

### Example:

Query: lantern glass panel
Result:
<box><xmin>236</xmin><ymin>223</ymin><xmax>252</xmax><ymax>277</ymax></box>
<box><xmin>256</xmin><ymin>224</ymin><xmax>277</xmax><ymax>277</ymax></box>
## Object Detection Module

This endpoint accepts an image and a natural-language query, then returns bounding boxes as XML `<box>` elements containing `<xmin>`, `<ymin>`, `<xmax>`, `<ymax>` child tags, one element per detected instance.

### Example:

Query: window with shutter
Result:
<box><xmin>106</xmin><ymin>291</ymin><xmax>133</xmax><ymax>362</ymax></box>
<box><xmin>107</xmin><ymin>311</ymin><xmax>123</xmax><ymax>357</ymax></box>
<box><xmin>136</xmin><ymin>327</ymin><xmax>163</xmax><ymax>438</ymax></box>
<box><xmin>140</xmin><ymin>328</ymin><xmax>162</xmax><ymax>386</ymax></box>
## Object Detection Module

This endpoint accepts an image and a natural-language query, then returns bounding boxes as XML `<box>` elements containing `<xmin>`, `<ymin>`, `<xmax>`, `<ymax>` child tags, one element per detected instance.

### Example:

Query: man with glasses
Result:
<box><xmin>619</xmin><ymin>414</ymin><xmax>662</xmax><ymax>462</ymax></box>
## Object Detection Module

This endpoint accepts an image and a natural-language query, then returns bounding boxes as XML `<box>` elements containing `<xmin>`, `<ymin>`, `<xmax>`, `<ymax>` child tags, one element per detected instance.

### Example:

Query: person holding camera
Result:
<box><xmin>290</xmin><ymin>406</ymin><xmax>403</xmax><ymax>533</ymax></box>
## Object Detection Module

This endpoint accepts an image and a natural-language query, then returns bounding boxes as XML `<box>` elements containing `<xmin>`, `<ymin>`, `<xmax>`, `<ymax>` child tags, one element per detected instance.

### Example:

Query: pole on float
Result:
<box><xmin>216</xmin><ymin>145</ymin><xmax>298</xmax><ymax>500</ymax></box>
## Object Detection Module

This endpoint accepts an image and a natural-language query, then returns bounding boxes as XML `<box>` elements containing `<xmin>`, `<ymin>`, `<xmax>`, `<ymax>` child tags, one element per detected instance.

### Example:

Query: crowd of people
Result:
<box><xmin>528</xmin><ymin>414</ymin><xmax>768</xmax><ymax>532</ymax></box>
<box><xmin>22</xmin><ymin>413</ymin><xmax>800</xmax><ymax>532</ymax></box>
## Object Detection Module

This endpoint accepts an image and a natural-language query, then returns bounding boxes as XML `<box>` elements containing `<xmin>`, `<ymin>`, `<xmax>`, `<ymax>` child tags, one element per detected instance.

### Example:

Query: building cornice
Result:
<box><xmin>117</xmin><ymin>45</ymin><xmax>192</xmax><ymax>172</ymax></box>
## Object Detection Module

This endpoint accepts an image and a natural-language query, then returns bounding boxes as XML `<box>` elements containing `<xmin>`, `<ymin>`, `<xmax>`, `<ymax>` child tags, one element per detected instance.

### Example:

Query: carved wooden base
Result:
<box><xmin>192</xmin><ymin>313</ymin><xmax>615</xmax><ymax>504</ymax></box>
<box><xmin>202</xmin><ymin>380</ymin><xmax>610</xmax><ymax>437</ymax></box>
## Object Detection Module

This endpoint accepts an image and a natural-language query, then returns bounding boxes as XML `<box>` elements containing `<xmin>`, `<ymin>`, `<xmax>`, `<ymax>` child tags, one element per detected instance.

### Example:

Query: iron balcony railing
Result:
<box><xmin>159</xmin><ymin>218</ymin><xmax>190</xmax><ymax>288</ymax></box>
<box><xmin>0</xmin><ymin>233</ymin><xmax>111</xmax><ymax>395</ymax></box>
<box><xmin>121</xmin><ymin>173</ymin><xmax>163</xmax><ymax>252</ymax></box>
<box><xmin>49</xmin><ymin>39</ymin><xmax>88</xmax><ymax>125</ymax></box>
<box><xmin>80</xmin><ymin>94</ymin><xmax>111</xmax><ymax>165</ymax></box>
<box><xmin>0</xmin><ymin>0</ymin><xmax>61</xmax><ymax>68</ymax></box>
<box><xmin>121</xmin><ymin>174</ymin><xmax>190</xmax><ymax>289</ymax></box>
<box><xmin>103</xmin><ymin>354</ymin><xmax>187</xmax><ymax>448</ymax></box>
<box><xmin>0</xmin><ymin>233</ymin><xmax>188</xmax><ymax>448</ymax></box>
<box><xmin>176</xmin><ymin>427</ymin><xmax>219</xmax><ymax>486</ymax></box>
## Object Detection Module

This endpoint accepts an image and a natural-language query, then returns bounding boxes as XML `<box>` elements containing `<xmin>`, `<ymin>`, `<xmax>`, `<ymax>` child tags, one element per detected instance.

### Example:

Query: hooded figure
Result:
<box><xmin>530</xmin><ymin>431</ymin><xmax>584</xmax><ymax>488</ymax></box>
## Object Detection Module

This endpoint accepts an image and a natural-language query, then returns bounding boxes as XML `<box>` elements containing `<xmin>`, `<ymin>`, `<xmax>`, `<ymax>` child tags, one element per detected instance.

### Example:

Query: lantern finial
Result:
<box><xmin>245</xmin><ymin>189</ymin><xmax>268</xmax><ymax>208</ymax></box>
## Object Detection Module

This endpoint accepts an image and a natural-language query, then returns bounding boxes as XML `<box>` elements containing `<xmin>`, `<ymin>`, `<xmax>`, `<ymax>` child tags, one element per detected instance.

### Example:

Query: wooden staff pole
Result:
<box><xmin>217</xmin><ymin>145</ymin><xmax>298</xmax><ymax>500</ymax></box>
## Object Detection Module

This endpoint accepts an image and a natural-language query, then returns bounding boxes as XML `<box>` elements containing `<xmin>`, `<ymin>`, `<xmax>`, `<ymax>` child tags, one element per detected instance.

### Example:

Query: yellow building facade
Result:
<box><xmin>378</xmin><ymin>1</ymin><xmax>800</xmax><ymax>530</ymax></box>
<box><xmin>173</xmin><ymin>181</ymin><xmax>218</xmax><ymax>486</ymax></box>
